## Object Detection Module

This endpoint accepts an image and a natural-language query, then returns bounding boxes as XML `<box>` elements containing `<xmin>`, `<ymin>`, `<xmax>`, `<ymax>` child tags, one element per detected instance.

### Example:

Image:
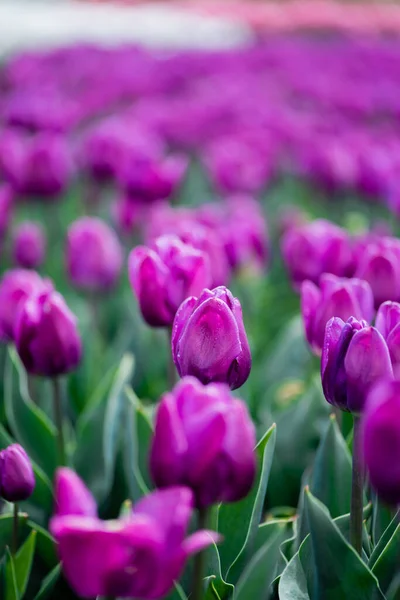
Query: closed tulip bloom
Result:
<box><xmin>119</xmin><ymin>154</ymin><xmax>187</xmax><ymax>202</ymax></box>
<box><xmin>15</xmin><ymin>289</ymin><xmax>82</xmax><ymax>377</ymax></box>
<box><xmin>282</xmin><ymin>219</ymin><xmax>354</xmax><ymax>288</ymax></box>
<box><xmin>12</xmin><ymin>221</ymin><xmax>46</xmax><ymax>269</ymax></box>
<box><xmin>354</xmin><ymin>237</ymin><xmax>400</xmax><ymax>308</ymax></box>
<box><xmin>322</xmin><ymin>316</ymin><xmax>393</xmax><ymax>413</ymax></box>
<box><xmin>51</xmin><ymin>468</ymin><xmax>218</xmax><ymax>599</ymax></box>
<box><xmin>0</xmin><ymin>269</ymin><xmax>51</xmax><ymax>342</ymax></box>
<box><xmin>129</xmin><ymin>235</ymin><xmax>211</xmax><ymax>327</ymax></box>
<box><xmin>67</xmin><ymin>217</ymin><xmax>123</xmax><ymax>293</ymax></box>
<box><xmin>150</xmin><ymin>377</ymin><xmax>256</xmax><ymax>508</ymax></box>
<box><xmin>0</xmin><ymin>444</ymin><xmax>35</xmax><ymax>502</ymax></box>
<box><xmin>172</xmin><ymin>287</ymin><xmax>251</xmax><ymax>390</ymax></box>
<box><xmin>361</xmin><ymin>381</ymin><xmax>400</xmax><ymax>505</ymax></box>
<box><xmin>301</xmin><ymin>274</ymin><xmax>374</xmax><ymax>354</ymax></box>
<box><xmin>375</xmin><ymin>301</ymin><xmax>400</xmax><ymax>377</ymax></box>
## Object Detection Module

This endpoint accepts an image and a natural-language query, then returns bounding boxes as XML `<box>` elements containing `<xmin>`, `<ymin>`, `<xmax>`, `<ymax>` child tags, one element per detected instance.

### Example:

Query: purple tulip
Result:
<box><xmin>15</xmin><ymin>288</ymin><xmax>82</xmax><ymax>377</ymax></box>
<box><xmin>66</xmin><ymin>217</ymin><xmax>123</xmax><ymax>293</ymax></box>
<box><xmin>172</xmin><ymin>286</ymin><xmax>251</xmax><ymax>390</ymax></box>
<box><xmin>111</xmin><ymin>195</ymin><xmax>143</xmax><ymax>237</ymax></box>
<box><xmin>150</xmin><ymin>376</ymin><xmax>256</xmax><ymax>508</ymax></box>
<box><xmin>12</xmin><ymin>221</ymin><xmax>46</xmax><ymax>269</ymax></box>
<box><xmin>50</xmin><ymin>468</ymin><xmax>218</xmax><ymax>598</ymax></box>
<box><xmin>0</xmin><ymin>269</ymin><xmax>51</xmax><ymax>342</ymax></box>
<box><xmin>0</xmin><ymin>184</ymin><xmax>14</xmax><ymax>238</ymax></box>
<box><xmin>301</xmin><ymin>274</ymin><xmax>374</xmax><ymax>354</ymax></box>
<box><xmin>281</xmin><ymin>219</ymin><xmax>354</xmax><ymax>288</ymax></box>
<box><xmin>321</xmin><ymin>316</ymin><xmax>393</xmax><ymax>413</ymax></box>
<box><xmin>375</xmin><ymin>301</ymin><xmax>400</xmax><ymax>377</ymax></box>
<box><xmin>354</xmin><ymin>237</ymin><xmax>400</xmax><ymax>308</ymax></box>
<box><xmin>361</xmin><ymin>380</ymin><xmax>400</xmax><ymax>505</ymax></box>
<box><xmin>129</xmin><ymin>235</ymin><xmax>211</xmax><ymax>327</ymax></box>
<box><xmin>0</xmin><ymin>444</ymin><xmax>35</xmax><ymax>502</ymax></box>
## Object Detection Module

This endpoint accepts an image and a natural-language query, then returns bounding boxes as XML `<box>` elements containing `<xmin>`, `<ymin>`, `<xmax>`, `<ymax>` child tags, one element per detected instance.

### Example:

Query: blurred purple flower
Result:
<box><xmin>354</xmin><ymin>236</ymin><xmax>400</xmax><ymax>308</ymax></box>
<box><xmin>12</xmin><ymin>221</ymin><xmax>46</xmax><ymax>269</ymax></box>
<box><xmin>0</xmin><ymin>444</ymin><xmax>35</xmax><ymax>503</ymax></box>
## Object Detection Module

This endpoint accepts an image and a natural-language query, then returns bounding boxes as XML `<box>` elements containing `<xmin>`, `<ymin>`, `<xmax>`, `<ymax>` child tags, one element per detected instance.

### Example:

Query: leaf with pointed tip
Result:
<box><xmin>6</xmin><ymin>531</ymin><xmax>36</xmax><ymax>600</ymax></box>
<box><xmin>0</xmin><ymin>514</ymin><xmax>28</xmax><ymax>559</ymax></box>
<box><xmin>33</xmin><ymin>564</ymin><xmax>61</xmax><ymax>600</ymax></box>
<box><xmin>217</xmin><ymin>424</ymin><xmax>276</xmax><ymax>580</ymax></box>
<box><xmin>5</xmin><ymin>549</ymin><xmax>19</xmax><ymax>600</ymax></box>
<box><xmin>371</xmin><ymin>521</ymin><xmax>400</xmax><ymax>594</ymax></box>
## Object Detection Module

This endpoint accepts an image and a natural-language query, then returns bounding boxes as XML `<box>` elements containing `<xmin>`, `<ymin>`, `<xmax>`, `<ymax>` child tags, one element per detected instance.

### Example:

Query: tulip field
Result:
<box><xmin>1</xmin><ymin>34</ymin><xmax>400</xmax><ymax>599</ymax></box>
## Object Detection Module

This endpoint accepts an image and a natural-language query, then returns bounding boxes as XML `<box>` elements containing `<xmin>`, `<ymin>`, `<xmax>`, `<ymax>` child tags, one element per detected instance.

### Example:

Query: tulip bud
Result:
<box><xmin>321</xmin><ymin>316</ymin><xmax>393</xmax><ymax>413</ymax></box>
<box><xmin>66</xmin><ymin>217</ymin><xmax>123</xmax><ymax>293</ymax></box>
<box><xmin>119</xmin><ymin>154</ymin><xmax>187</xmax><ymax>202</ymax></box>
<box><xmin>150</xmin><ymin>376</ymin><xmax>256</xmax><ymax>508</ymax></box>
<box><xmin>15</xmin><ymin>288</ymin><xmax>82</xmax><ymax>377</ymax></box>
<box><xmin>12</xmin><ymin>221</ymin><xmax>46</xmax><ymax>269</ymax></box>
<box><xmin>0</xmin><ymin>269</ymin><xmax>51</xmax><ymax>342</ymax></box>
<box><xmin>375</xmin><ymin>301</ymin><xmax>400</xmax><ymax>377</ymax></box>
<box><xmin>172</xmin><ymin>286</ymin><xmax>251</xmax><ymax>389</ymax></box>
<box><xmin>282</xmin><ymin>219</ymin><xmax>354</xmax><ymax>288</ymax></box>
<box><xmin>354</xmin><ymin>237</ymin><xmax>400</xmax><ymax>308</ymax></box>
<box><xmin>0</xmin><ymin>444</ymin><xmax>35</xmax><ymax>502</ymax></box>
<box><xmin>361</xmin><ymin>381</ymin><xmax>400</xmax><ymax>505</ymax></box>
<box><xmin>50</xmin><ymin>467</ymin><xmax>218</xmax><ymax>598</ymax></box>
<box><xmin>301</xmin><ymin>274</ymin><xmax>374</xmax><ymax>354</ymax></box>
<box><xmin>129</xmin><ymin>235</ymin><xmax>211</xmax><ymax>327</ymax></box>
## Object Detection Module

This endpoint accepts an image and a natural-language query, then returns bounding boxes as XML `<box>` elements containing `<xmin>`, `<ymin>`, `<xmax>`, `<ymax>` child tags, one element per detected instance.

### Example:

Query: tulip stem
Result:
<box><xmin>167</xmin><ymin>328</ymin><xmax>177</xmax><ymax>388</ymax></box>
<box><xmin>12</xmin><ymin>503</ymin><xmax>18</xmax><ymax>556</ymax></box>
<box><xmin>52</xmin><ymin>377</ymin><xmax>66</xmax><ymax>466</ymax></box>
<box><xmin>192</xmin><ymin>508</ymin><xmax>208</xmax><ymax>600</ymax></box>
<box><xmin>350</xmin><ymin>415</ymin><xmax>363</xmax><ymax>555</ymax></box>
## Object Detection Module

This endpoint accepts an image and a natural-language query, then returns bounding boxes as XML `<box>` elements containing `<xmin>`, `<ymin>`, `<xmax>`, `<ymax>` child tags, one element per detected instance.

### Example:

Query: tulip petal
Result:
<box><xmin>300</xmin><ymin>280</ymin><xmax>321</xmax><ymax>350</ymax></box>
<box><xmin>183</xmin><ymin>530</ymin><xmax>221</xmax><ymax>556</ymax></box>
<box><xmin>375</xmin><ymin>301</ymin><xmax>400</xmax><ymax>339</ymax></box>
<box><xmin>54</xmin><ymin>468</ymin><xmax>97</xmax><ymax>518</ymax></box>
<box><xmin>171</xmin><ymin>296</ymin><xmax>198</xmax><ymax>372</ymax></box>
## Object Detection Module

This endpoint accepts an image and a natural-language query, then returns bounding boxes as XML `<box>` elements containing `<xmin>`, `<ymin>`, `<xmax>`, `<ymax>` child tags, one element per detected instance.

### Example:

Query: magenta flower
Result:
<box><xmin>361</xmin><ymin>380</ymin><xmax>400</xmax><ymax>505</ymax></box>
<box><xmin>0</xmin><ymin>444</ymin><xmax>35</xmax><ymax>502</ymax></box>
<box><xmin>129</xmin><ymin>235</ymin><xmax>211</xmax><ymax>327</ymax></box>
<box><xmin>66</xmin><ymin>217</ymin><xmax>123</xmax><ymax>293</ymax></box>
<box><xmin>301</xmin><ymin>274</ymin><xmax>374</xmax><ymax>354</ymax></box>
<box><xmin>321</xmin><ymin>316</ymin><xmax>393</xmax><ymax>413</ymax></box>
<box><xmin>150</xmin><ymin>377</ymin><xmax>256</xmax><ymax>508</ymax></box>
<box><xmin>15</xmin><ymin>288</ymin><xmax>82</xmax><ymax>377</ymax></box>
<box><xmin>172</xmin><ymin>286</ymin><xmax>251</xmax><ymax>390</ymax></box>
<box><xmin>119</xmin><ymin>154</ymin><xmax>187</xmax><ymax>202</ymax></box>
<box><xmin>0</xmin><ymin>269</ymin><xmax>51</xmax><ymax>342</ymax></box>
<box><xmin>282</xmin><ymin>219</ymin><xmax>354</xmax><ymax>288</ymax></box>
<box><xmin>375</xmin><ymin>301</ymin><xmax>400</xmax><ymax>377</ymax></box>
<box><xmin>12</xmin><ymin>221</ymin><xmax>46</xmax><ymax>269</ymax></box>
<box><xmin>51</xmin><ymin>468</ymin><xmax>218</xmax><ymax>599</ymax></box>
<box><xmin>354</xmin><ymin>237</ymin><xmax>400</xmax><ymax>308</ymax></box>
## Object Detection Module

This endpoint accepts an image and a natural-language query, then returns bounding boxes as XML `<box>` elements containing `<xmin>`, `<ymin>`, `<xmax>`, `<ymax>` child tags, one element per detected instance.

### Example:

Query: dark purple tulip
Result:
<box><xmin>301</xmin><ymin>274</ymin><xmax>374</xmax><ymax>354</ymax></box>
<box><xmin>0</xmin><ymin>444</ymin><xmax>35</xmax><ymax>502</ymax></box>
<box><xmin>4</xmin><ymin>132</ymin><xmax>73</xmax><ymax>199</ymax></box>
<box><xmin>361</xmin><ymin>380</ymin><xmax>400</xmax><ymax>505</ymax></box>
<box><xmin>12</xmin><ymin>221</ymin><xmax>46</xmax><ymax>269</ymax></box>
<box><xmin>354</xmin><ymin>237</ymin><xmax>400</xmax><ymax>308</ymax></box>
<box><xmin>15</xmin><ymin>288</ymin><xmax>82</xmax><ymax>377</ymax></box>
<box><xmin>119</xmin><ymin>154</ymin><xmax>187</xmax><ymax>202</ymax></box>
<box><xmin>172</xmin><ymin>286</ymin><xmax>251</xmax><ymax>390</ymax></box>
<box><xmin>129</xmin><ymin>235</ymin><xmax>211</xmax><ymax>327</ymax></box>
<box><xmin>66</xmin><ymin>217</ymin><xmax>123</xmax><ymax>293</ymax></box>
<box><xmin>321</xmin><ymin>316</ymin><xmax>393</xmax><ymax>413</ymax></box>
<box><xmin>150</xmin><ymin>376</ymin><xmax>256</xmax><ymax>508</ymax></box>
<box><xmin>282</xmin><ymin>219</ymin><xmax>354</xmax><ymax>288</ymax></box>
<box><xmin>0</xmin><ymin>269</ymin><xmax>51</xmax><ymax>342</ymax></box>
<box><xmin>50</xmin><ymin>468</ymin><xmax>217</xmax><ymax>599</ymax></box>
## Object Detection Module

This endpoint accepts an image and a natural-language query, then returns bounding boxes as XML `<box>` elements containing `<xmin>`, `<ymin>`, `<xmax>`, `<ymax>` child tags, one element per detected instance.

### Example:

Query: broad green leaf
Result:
<box><xmin>0</xmin><ymin>514</ymin><xmax>28</xmax><ymax>559</ymax></box>
<box><xmin>234</xmin><ymin>521</ymin><xmax>292</xmax><ymax>600</ymax></box>
<box><xmin>372</xmin><ymin>494</ymin><xmax>394</xmax><ymax>547</ymax></box>
<box><xmin>310</xmin><ymin>414</ymin><xmax>352</xmax><ymax>518</ymax></box>
<box><xmin>26</xmin><ymin>522</ymin><xmax>57</xmax><ymax>568</ymax></box>
<box><xmin>33</xmin><ymin>564</ymin><xmax>61</xmax><ymax>600</ymax></box>
<box><xmin>279</xmin><ymin>543</ymin><xmax>311</xmax><ymax>600</ymax></box>
<box><xmin>74</xmin><ymin>354</ymin><xmax>134</xmax><ymax>503</ymax></box>
<box><xmin>205</xmin><ymin>542</ymin><xmax>235</xmax><ymax>600</ymax></box>
<box><xmin>333</xmin><ymin>509</ymin><xmax>372</xmax><ymax>559</ymax></box>
<box><xmin>5</xmin><ymin>549</ymin><xmax>19</xmax><ymax>600</ymax></box>
<box><xmin>164</xmin><ymin>582</ymin><xmax>188</xmax><ymax>600</ymax></box>
<box><xmin>204</xmin><ymin>578</ymin><xmax>222</xmax><ymax>600</ymax></box>
<box><xmin>371</xmin><ymin>522</ymin><xmax>400</xmax><ymax>593</ymax></box>
<box><xmin>4</xmin><ymin>348</ymin><xmax>58</xmax><ymax>478</ymax></box>
<box><xmin>0</xmin><ymin>423</ymin><xmax>53</xmax><ymax>516</ymax></box>
<box><xmin>6</xmin><ymin>531</ymin><xmax>36</xmax><ymax>600</ymax></box>
<box><xmin>123</xmin><ymin>386</ymin><xmax>153</xmax><ymax>502</ymax></box>
<box><xmin>217</xmin><ymin>424</ymin><xmax>276</xmax><ymax>580</ymax></box>
<box><xmin>369</xmin><ymin>509</ymin><xmax>400</xmax><ymax>568</ymax></box>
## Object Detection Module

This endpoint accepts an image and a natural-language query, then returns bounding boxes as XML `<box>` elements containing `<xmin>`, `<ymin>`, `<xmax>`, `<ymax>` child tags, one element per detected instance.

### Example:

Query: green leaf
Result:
<box><xmin>4</xmin><ymin>348</ymin><xmax>58</xmax><ymax>479</ymax></box>
<box><xmin>205</xmin><ymin>542</ymin><xmax>235</xmax><ymax>600</ymax></box>
<box><xmin>26</xmin><ymin>522</ymin><xmax>57</xmax><ymax>568</ymax></box>
<box><xmin>0</xmin><ymin>423</ymin><xmax>53</xmax><ymax>516</ymax></box>
<box><xmin>217</xmin><ymin>424</ymin><xmax>276</xmax><ymax>581</ymax></box>
<box><xmin>5</xmin><ymin>549</ymin><xmax>19</xmax><ymax>600</ymax></box>
<box><xmin>310</xmin><ymin>414</ymin><xmax>352</xmax><ymax>518</ymax></box>
<box><xmin>164</xmin><ymin>582</ymin><xmax>188</xmax><ymax>600</ymax></box>
<box><xmin>6</xmin><ymin>531</ymin><xmax>36</xmax><ymax>600</ymax></box>
<box><xmin>369</xmin><ymin>509</ymin><xmax>400</xmax><ymax>568</ymax></box>
<box><xmin>0</xmin><ymin>514</ymin><xmax>28</xmax><ymax>559</ymax></box>
<box><xmin>33</xmin><ymin>564</ymin><xmax>61</xmax><ymax>600</ymax></box>
<box><xmin>372</xmin><ymin>494</ymin><xmax>394</xmax><ymax>547</ymax></box>
<box><xmin>234</xmin><ymin>521</ymin><xmax>292</xmax><ymax>600</ymax></box>
<box><xmin>73</xmin><ymin>354</ymin><xmax>134</xmax><ymax>503</ymax></box>
<box><xmin>281</xmin><ymin>490</ymin><xmax>385</xmax><ymax>600</ymax></box>
<box><xmin>123</xmin><ymin>386</ymin><xmax>153</xmax><ymax>502</ymax></box>
<box><xmin>370</xmin><ymin>521</ymin><xmax>400</xmax><ymax>593</ymax></box>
